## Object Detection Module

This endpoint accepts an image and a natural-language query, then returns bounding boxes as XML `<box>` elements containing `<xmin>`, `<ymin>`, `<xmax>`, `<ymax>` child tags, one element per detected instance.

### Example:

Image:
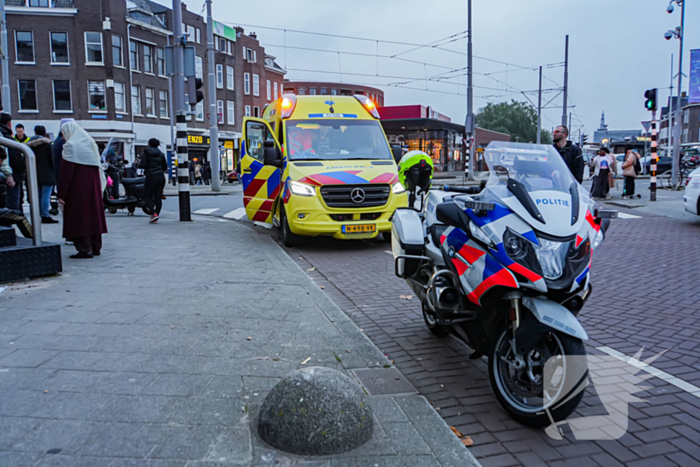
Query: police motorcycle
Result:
<box><xmin>390</xmin><ymin>142</ymin><xmax>617</xmax><ymax>426</ymax></box>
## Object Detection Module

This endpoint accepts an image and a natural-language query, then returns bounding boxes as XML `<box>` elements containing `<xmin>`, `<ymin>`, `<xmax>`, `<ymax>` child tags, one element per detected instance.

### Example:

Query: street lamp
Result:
<box><xmin>664</xmin><ymin>0</ymin><xmax>685</xmax><ymax>189</ymax></box>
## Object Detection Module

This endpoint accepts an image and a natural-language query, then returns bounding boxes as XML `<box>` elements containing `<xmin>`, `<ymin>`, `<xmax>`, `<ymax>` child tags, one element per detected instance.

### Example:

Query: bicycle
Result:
<box><xmin>659</xmin><ymin>159</ymin><xmax>695</xmax><ymax>189</ymax></box>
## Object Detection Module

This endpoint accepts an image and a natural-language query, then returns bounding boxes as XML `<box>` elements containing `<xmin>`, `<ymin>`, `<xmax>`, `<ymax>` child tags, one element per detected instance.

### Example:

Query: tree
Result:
<box><xmin>475</xmin><ymin>100</ymin><xmax>552</xmax><ymax>145</ymax></box>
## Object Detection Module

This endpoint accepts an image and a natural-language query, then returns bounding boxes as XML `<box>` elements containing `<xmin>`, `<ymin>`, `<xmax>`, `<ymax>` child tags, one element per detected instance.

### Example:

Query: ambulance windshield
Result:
<box><xmin>286</xmin><ymin>120</ymin><xmax>393</xmax><ymax>161</ymax></box>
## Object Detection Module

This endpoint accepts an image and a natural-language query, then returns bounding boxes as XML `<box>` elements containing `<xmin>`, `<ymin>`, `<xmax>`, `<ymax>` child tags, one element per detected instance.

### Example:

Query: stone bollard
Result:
<box><xmin>257</xmin><ymin>366</ymin><xmax>373</xmax><ymax>455</ymax></box>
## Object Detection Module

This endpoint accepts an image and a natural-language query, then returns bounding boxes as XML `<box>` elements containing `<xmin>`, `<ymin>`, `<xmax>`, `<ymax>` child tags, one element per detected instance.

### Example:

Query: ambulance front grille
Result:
<box><xmin>320</xmin><ymin>184</ymin><xmax>391</xmax><ymax>208</ymax></box>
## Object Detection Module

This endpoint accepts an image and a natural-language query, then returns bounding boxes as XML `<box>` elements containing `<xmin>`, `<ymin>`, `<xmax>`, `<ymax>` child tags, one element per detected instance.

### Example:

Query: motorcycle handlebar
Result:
<box><xmin>442</xmin><ymin>185</ymin><xmax>481</xmax><ymax>195</ymax></box>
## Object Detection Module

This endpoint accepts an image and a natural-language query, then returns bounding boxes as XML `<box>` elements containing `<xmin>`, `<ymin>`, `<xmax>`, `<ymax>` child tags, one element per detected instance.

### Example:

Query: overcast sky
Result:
<box><xmin>153</xmin><ymin>0</ymin><xmax>698</xmax><ymax>138</ymax></box>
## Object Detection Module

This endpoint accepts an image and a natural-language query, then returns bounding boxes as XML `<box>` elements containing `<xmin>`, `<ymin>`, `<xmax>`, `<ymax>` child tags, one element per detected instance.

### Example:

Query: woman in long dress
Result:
<box><xmin>57</xmin><ymin>122</ymin><xmax>108</xmax><ymax>258</ymax></box>
<box><xmin>590</xmin><ymin>148</ymin><xmax>614</xmax><ymax>200</ymax></box>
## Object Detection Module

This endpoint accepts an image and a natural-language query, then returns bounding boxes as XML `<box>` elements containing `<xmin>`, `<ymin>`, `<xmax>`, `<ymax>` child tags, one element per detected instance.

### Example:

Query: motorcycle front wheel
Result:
<box><xmin>489</xmin><ymin>327</ymin><xmax>587</xmax><ymax>427</ymax></box>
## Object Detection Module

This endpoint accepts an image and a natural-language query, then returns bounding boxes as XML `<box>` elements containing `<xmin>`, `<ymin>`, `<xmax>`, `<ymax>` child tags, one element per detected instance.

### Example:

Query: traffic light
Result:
<box><xmin>582</xmin><ymin>134</ymin><xmax>588</xmax><ymax>145</ymax></box>
<box><xmin>644</xmin><ymin>88</ymin><xmax>657</xmax><ymax>111</ymax></box>
<box><xmin>187</xmin><ymin>77</ymin><xmax>205</xmax><ymax>107</ymax></box>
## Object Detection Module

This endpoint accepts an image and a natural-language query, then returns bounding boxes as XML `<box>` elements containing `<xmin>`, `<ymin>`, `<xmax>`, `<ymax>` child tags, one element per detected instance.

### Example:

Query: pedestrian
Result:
<box><xmin>590</xmin><ymin>148</ymin><xmax>615</xmax><ymax>200</ymax></box>
<box><xmin>13</xmin><ymin>124</ymin><xmax>29</xmax><ymax>144</ymax></box>
<box><xmin>194</xmin><ymin>163</ymin><xmax>203</xmax><ymax>185</ymax></box>
<box><xmin>0</xmin><ymin>114</ymin><xmax>28</xmax><ymax>211</ymax></box>
<box><xmin>57</xmin><ymin>121</ymin><xmax>108</xmax><ymax>259</ymax></box>
<box><xmin>139</xmin><ymin>138</ymin><xmax>167</xmax><ymax>223</ymax></box>
<box><xmin>0</xmin><ymin>141</ymin><xmax>15</xmax><ymax>196</ymax></box>
<box><xmin>26</xmin><ymin>125</ymin><xmax>58</xmax><ymax>224</ymax></box>
<box><xmin>104</xmin><ymin>143</ymin><xmax>121</xmax><ymax>199</ymax></box>
<box><xmin>621</xmin><ymin>148</ymin><xmax>641</xmax><ymax>198</ymax></box>
<box><xmin>51</xmin><ymin>119</ymin><xmax>73</xmax><ymax>216</ymax></box>
<box><xmin>189</xmin><ymin>163</ymin><xmax>195</xmax><ymax>185</ymax></box>
<box><xmin>552</xmin><ymin>125</ymin><xmax>584</xmax><ymax>183</ymax></box>
<box><xmin>204</xmin><ymin>162</ymin><xmax>211</xmax><ymax>185</ymax></box>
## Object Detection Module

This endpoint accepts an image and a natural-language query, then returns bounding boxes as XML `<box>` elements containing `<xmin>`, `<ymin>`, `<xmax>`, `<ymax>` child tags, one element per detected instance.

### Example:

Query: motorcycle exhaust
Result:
<box><xmin>427</xmin><ymin>269</ymin><xmax>460</xmax><ymax>312</ymax></box>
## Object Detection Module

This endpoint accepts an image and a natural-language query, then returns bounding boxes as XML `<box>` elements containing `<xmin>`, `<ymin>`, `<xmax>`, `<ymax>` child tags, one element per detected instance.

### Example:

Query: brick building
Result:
<box><xmin>283</xmin><ymin>81</ymin><xmax>384</xmax><ymax>107</ymax></box>
<box><xmin>2</xmin><ymin>0</ymin><xmax>285</xmax><ymax>174</ymax></box>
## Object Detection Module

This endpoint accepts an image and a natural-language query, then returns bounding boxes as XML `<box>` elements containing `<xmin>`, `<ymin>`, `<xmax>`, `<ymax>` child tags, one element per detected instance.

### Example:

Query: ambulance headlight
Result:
<box><xmin>289</xmin><ymin>181</ymin><xmax>316</xmax><ymax>197</ymax></box>
<box><xmin>392</xmin><ymin>182</ymin><xmax>406</xmax><ymax>194</ymax></box>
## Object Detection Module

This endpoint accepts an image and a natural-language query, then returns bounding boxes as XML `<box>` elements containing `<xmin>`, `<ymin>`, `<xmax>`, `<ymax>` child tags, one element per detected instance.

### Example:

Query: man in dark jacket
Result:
<box><xmin>139</xmin><ymin>138</ymin><xmax>168</xmax><ymax>223</ymax></box>
<box><xmin>27</xmin><ymin>126</ymin><xmax>58</xmax><ymax>223</ymax></box>
<box><xmin>0</xmin><ymin>113</ymin><xmax>26</xmax><ymax>210</ymax></box>
<box><xmin>553</xmin><ymin>125</ymin><xmax>584</xmax><ymax>183</ymax></box>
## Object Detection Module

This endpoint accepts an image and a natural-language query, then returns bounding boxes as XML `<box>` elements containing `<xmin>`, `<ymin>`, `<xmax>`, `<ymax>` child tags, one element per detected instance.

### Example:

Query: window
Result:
<box><xmin>217</xmin><ymin>100</ymin><xmax>224</xmax><ymax>124</ymax></box>
<box><xmin>196</xmin><ymin>101</ymin><xmax>204</xmax><ymax>121</ymax></box>
<box><xmin>29</xmin><ymin>0</ymin><xmax>49</xmax><ymax>5</ymax></box>
<box><xmin>245</xmin><ymin>105</ymin><xmax>251</xmax><ymax>117</ymax></box>
<box><xmin>131</xmin><ymin>85</ymin><xmax>141</xmax><ymax>115</ymax></box>
<box><xmin>253</xmin><ymin>106</ymin><xmax>260</xmax><ymax>117</ymax></box>
<box><xmin>320</xmin><ymin>88</ymin><xmax>327</xmax><ymax>95</ymax></box>
<box><xmin>159</xmin><ymin>90</ymin><xmax>168</xmax><ymax>118</ymax></box>
<box><xmin>145</xmin><ymin>87</ymin><xmax>155</xmax><ymax>116</ymax></box>
<box><xmin>309</xmin><ymin>88</ymin><xmax>317</xmax><ymax>95</ymax></box>
<box><xmin>114</xmin><ymin>82</ymin><xmax>126</xmax><ymax>113</ymax></box>
<box><xmin>88</xmin><ymin>80</ymin><xmax>106</xmax><ymax>111</ymax></box>
<box><xmin>244</xmin><ymin>73</ymin><xmax>250</xmax><ymax>95</ymax></box>
<box><xmin>157</xmin><ymin>48</ymin><xmax>165</xmax><ymax>76</ymax></box>
<box><xmin>226</xmin><ymin>66</ymin><xmax>234</xmax><ymax>90</ymax></box>
<box><xmin>266</xmin><ymin>80</ymin><xmax>271</xmax><ymax>101</ymax></box>
<box><xmin>274</xmin><ymin>82</ymin><xmax>278</xmax><ymax>100</ymax></box>
<box><xmin>196</xmin><ymin>28</ymin><xmax>201</xmax><ymax>44</ymax></box>
<box><xmin>227</xmin><ymin>41</ymin><xmax>232</xmax><ymax>55</ymax></box>
<box><xmin>112</xmin><ymin>35</ymin><xmax>123</xmax><ymax>67</ymax></box>
<box><xmin>143</xmin><ymin>45</ymin><xmax>153</xmax><ymax>74</ymax></box>
<box><xmin>50</xmin><ymin>32</ymin><xmax>69</xmax><ymax>64</ymax></box>
<box><xmin>216</xmin><ymin>64</ymin><xmax>224</xmax><ymax>89</ymax></box>
<box><xmin>227</xmin><ymin>101</ymin><xmax>235</xmax><ymax>125</ymax></box>
<box><xmin>219</xmin><ymin>37</ymin><xmax>226</xmax><ymax>52</ymax></box>
<box><xmin>298</xmin><ymin>88</ymin><xmax>306</xmax><ymax>95</ymax></box>
<box><xmin>52</xmin><ymin>80</ymin><xmax>71</xmax><ymax>112</ymax></box>
<box><xmin>195</xmin><ymin>56</ymin><xmax>203</xmax><ymax>79</ymax></box>
<box><xmin>129</xmin><ymin>40</ymin><xmax>139</xmax><ymax>71</ymax></box>
<box><xmin>18</xmin><ymin>80</ymin><xmax>37</xmax><ymax>111</ymax></box>
<box><xmin>246</xmin><ymin>48</ymin><xmax>254</xmax><ymax>62</ymax></box>
<box><xmin>186</xmin><ymin>25</ymin><xmax>195</xmax><ymax>42</ymax></box>
<box><xmin>253</xmin><ymin>74</ymin><xmax>259</xmax><ymax>97</ymax></box>
<box><xmin>331</xmin><ymin>88</ymin><xmax>338</xmax><ymax>95</ymax></box>
<box><xmin>15</xmin><ymin>31</ymin><xmax>34</xmax><ymax>63</ymax></box>
<box><xmin>85</xmin><ymin>32</ymin><xmax>103</xmax><ymax>64</ymax></box>
<box><xmin>253</xmin><ymin>50</ymin><xmax>257</xmax><ymax>63</ymax></box>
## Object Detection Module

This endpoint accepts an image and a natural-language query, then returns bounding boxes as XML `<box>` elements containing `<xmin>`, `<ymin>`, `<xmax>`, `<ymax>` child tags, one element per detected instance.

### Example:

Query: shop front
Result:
<box><xmin>381</xmin><ymin>119</ymin><xmax>465</xmax><ymax>172</ymax></box>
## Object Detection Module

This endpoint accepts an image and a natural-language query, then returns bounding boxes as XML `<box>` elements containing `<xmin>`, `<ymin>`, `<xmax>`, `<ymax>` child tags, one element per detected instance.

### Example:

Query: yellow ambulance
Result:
<box><xmin>241</xmin><ymin>94</ymin><xmax>408</xmax><ymax>246</ymax></box>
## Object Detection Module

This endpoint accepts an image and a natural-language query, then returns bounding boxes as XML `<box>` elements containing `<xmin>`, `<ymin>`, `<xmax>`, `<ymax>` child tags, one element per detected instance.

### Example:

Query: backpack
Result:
<box><xmin>633</xmin><ymin>154</ymin><xmax>641</xmax><ymax>175</ymax></box>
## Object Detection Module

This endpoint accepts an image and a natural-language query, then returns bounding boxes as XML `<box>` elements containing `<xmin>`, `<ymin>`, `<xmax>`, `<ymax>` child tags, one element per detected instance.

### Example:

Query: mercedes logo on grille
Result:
<box><xmin>350</xmin><ymin>188</ymin><xmax>366</xmax><ymax>204</ymax></box>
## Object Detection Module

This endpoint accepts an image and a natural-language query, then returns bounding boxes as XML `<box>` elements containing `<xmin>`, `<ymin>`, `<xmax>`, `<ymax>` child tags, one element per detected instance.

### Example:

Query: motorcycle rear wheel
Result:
<box><xmin>107</xmin><ymin>206</ymin><xmax>118</xmax><ymax>214</ymax></box>
<box><xmin>489</xmin><ymin>326</ymin><xmax>587</xmax><ymax>427</ymax></box>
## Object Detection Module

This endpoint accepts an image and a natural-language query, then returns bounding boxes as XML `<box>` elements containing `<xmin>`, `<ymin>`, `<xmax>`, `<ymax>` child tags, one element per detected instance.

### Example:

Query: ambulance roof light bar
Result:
<box><xmin>280</xmin><ymin>94</ymin><xmax>297</xmax><ymax>119</ymax></box>
<box><xmin>354</xmin><ymin>95</ymin><xmax>380</xmax><ymax>119</ymax></box>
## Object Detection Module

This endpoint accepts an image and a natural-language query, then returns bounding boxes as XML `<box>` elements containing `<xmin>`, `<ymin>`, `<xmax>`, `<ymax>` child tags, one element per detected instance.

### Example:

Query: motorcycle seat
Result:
<box><xmin>121</xmin><ymin>177</ymin><xmax>145</xmax><ymax>186</ymax></box>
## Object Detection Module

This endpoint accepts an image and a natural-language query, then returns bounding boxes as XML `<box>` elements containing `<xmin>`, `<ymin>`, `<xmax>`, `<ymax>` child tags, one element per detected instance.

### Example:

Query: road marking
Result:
<box><xmin>223</xmin><ymin>208</ymin><xmax>246</xmax><ymax>220</ymax></box>
<box><xmin>597</xmin><ymin>346</ymin><xmax>700</xmax><ymax>399</ymax></box>
<box><xmin>385</xmin><ymin>250</ymin><xmax>393</xmax><ymax>255</ymax></box>
<box><xmin>194</xmin><ymin>208</ymin><xmax>219</xmax><ymax>215</ymax></box>
<box><xmin>617</xmin><ymin>212</ymin><xmax>642</xmax><ymax>219</ymax></box>
<box><xmin>254</xmin><ymin>221</ymin><xmax>273</xmax><ymax>229</ymax></box>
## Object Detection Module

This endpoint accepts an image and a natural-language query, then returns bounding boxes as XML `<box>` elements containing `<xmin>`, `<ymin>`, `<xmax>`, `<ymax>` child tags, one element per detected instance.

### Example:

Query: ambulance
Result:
<box><xmin>240</xmin><ymin>94</ymin><xmax>408</xmax><ymax>246</ymax></box>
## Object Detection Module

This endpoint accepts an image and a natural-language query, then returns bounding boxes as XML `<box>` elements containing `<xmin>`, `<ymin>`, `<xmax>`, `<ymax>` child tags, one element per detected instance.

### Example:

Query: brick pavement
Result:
<box><xmin>282</xmin><ymin>216</ymin><xmax>700</xmax><ymax>467</ymax></box>
<box><xmin>0</xmin><ymin>214</ymin><xmax>478</xmax><ymax>466</ymax></box>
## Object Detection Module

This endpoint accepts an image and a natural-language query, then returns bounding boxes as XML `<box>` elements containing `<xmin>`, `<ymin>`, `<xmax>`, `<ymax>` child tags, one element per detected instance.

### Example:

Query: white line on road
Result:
<box><xmin>617</xmin><ymin>212</ymin><xmax>643</xmax><ymax>219</ymax></box>
<box><xmin>385</xmin><ymin>250</ymin><xmax>393</xmax><ymax>255</ymax></box>
<box><xmin>597</xmin><ymin>346</ymin><xmax>700</xmax><ymax>399</ymax></box>
<box><xmin>194</xmin><ymin>208</ymin><xmax>220</xmax><ymax>215</ymax></box>
<box><xmin>254</xmin><ymin>221</ymin><xmax>273</xmax><ymax>229</ymax></box>
<box><xmin>223</xmin><ymin>208</ymin><xmax>247</xmax><ymax>220</ymax></box>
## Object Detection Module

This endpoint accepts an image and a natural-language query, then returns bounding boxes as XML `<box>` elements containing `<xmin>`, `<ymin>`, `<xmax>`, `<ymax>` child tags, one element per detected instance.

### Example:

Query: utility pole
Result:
<box><xmin>536</xmin><ymin>66</ymin><xmax>542</xmax><ymax>144</ymax></box>
<box><xmin>671</xmin><ymin>1</ymin><xmax>685</xmax><ymax>189</ymax></box>
<box><xmin>172</xmin><ymin>0</ymin><xmax>191</xmax><ymax>221</ymax></box>
<box><xmin>168</xmin><ymin>34</ymin><xmax>176</xmax><ymax>186</ymax></box>
<box><xmin>568</xmin><ymin>112</ymin><xmax>572</xmax><ymax>133</ymax></box>
<box><xmin>205</xmin><ymin>0</ymin><xmax>221</xmax><ymax>191</ymax></box>
<box><xmin>465</xmin><ymin>0</ymin><xmax>475</xmax><ymax>180</ymax></box>
<box><xmin>651</xmin><ymin>111</ymin><xmax>658</xmax><ymax>201</ymax></box>
<box><xmin>668</xmin><ymin>54</ymin><xmax>674</xmax><ymax>157</ymax></box>
<box><xmin>0</xmin><ymin>1</ymin><xmax>11</xmax><ymax>110</ymax></box>
<box><xmin>562</xmin><ymin>35</ymin><xmax>569</xmax><ymax>127</ymax></box>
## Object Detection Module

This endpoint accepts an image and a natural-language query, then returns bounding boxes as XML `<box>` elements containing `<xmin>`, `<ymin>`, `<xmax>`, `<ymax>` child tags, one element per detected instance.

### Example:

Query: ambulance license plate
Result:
<box><xmin>342</xmin><ymin>224</ymin><xmax>376</xmax><ymax>234</ymax></box>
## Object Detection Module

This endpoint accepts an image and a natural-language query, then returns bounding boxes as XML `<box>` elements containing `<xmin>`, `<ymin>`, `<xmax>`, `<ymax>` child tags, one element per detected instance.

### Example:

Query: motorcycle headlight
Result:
<box><xmin>289</xmin><ymin>181</ymin><xmax>316</xmax><ymax>197</ymax></box>
<box><xmin>469</xmin><ymin>221</ymin><xmax>493</xmax><ymax>247</ymax></box>
<box><xmin>392</xmin><ymin>182</ymin><xmax>406</xmax><ymax>194</ymax></box>
<box><xmin>504</xmin><ymin>231</ymin><xmax>527</xmax><ymax>260</ymax></box>
<box><xmin>536</xmin><ymin>239</ymin><xmax>569</xmax><ymax>280</ymax></box>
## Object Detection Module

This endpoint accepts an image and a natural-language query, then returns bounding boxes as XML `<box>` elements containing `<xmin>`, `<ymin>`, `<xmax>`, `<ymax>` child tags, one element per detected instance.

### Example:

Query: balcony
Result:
<box><xmin>5</xmin><ymin>0</ymin><xmax>75</xmax><ymax>7</ymax></box>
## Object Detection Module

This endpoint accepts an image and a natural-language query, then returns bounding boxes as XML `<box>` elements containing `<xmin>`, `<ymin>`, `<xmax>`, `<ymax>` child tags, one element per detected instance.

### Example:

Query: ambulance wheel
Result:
<box><xmin>423</xmin><ymin>304</ymin><xmax>450</xmax><ymax>337</ymax></box>
<box><xmin>281</xmin><ymin>205</ymin><xmax>301</xmax><ymax>248</ymax></box>
<box><xmin>381</xmin><ymin>232</ymin><xmax>392</xmax><ymax>242</ymax></box>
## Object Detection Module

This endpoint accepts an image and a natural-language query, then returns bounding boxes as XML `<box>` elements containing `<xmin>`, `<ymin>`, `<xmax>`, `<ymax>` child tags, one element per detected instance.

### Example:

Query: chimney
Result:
<box><xmin>250</xmin><ymin>32</ymin><xmax>257</xmax><ymax>39</ymax></box>
<box><xmin>235</xmin><ymin>26</ymin><xmax>244</xmax><ymax>34</ymax></box>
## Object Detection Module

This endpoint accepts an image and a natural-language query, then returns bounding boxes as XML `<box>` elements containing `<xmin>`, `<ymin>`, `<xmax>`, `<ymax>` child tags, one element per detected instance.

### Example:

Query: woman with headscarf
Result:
<box><xmin>57</xmin><ymin>121</ymin><xmax>108</xmax><ymax>258</ymax></box>
<box><xmin>590</xmin><ymin>147</ymin><xmax>615</xmax><ymax>200</ymax></box>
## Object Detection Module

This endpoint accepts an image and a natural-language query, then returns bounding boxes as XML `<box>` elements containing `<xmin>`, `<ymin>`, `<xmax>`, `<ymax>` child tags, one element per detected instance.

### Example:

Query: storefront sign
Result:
<box><xmin>213</xmin><ymin>21</ymin><xmax>237</xmax><ymax>42</ymax></box>
<box><xmin>187</xmin><ymin>135</ymin><xmax>210</xmax><ymax>145</ymax></box>
<box><xmin>224</xmin><ymin>140</ymin><xmax>234</xmax><ymax>149</ymax></box>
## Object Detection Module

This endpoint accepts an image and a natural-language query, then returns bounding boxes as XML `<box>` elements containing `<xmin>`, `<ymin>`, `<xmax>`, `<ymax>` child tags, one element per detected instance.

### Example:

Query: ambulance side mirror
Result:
<box><xmin>391</xmin><ymin>144</ymin><xmax>402</xmax><ymax>163</ymax></box>
<box><xmin>263</xmin><ymin>140</ymin><xmax>282</xmax><ymax>168</ymax></box>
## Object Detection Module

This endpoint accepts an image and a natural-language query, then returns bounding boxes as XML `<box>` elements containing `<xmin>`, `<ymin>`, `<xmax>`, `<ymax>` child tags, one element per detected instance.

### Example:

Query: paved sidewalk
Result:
<box><xmin>0</xmin><ymin>213</ymin><xmax>478</xmax><ymax>466</ymax></box>
<box><xmin>163</xmin><ymin>183</ymin><xmax>241</xmax><ymax>196</ymax></box>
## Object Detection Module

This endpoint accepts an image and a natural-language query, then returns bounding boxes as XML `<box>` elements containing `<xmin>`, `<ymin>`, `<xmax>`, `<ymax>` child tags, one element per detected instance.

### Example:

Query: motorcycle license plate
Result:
<box><xmin>342</xmin><ymin>224</ymin><xmax>376</xmax><ymax>234</ymax></box>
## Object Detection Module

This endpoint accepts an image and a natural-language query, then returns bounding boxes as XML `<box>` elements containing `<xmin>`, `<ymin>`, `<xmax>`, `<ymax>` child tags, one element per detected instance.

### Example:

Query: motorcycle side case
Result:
<box><xmin>391</xmin><ymin>208</ymin><xmax>426</xmax><ymax>277</ymax></box>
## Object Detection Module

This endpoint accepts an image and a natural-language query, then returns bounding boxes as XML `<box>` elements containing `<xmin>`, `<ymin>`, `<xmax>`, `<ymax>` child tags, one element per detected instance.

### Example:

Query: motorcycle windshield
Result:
<box><xmin>483</xmin><ymin>141</ymin><xmax>575</xmax><ymax>193</ymax></box>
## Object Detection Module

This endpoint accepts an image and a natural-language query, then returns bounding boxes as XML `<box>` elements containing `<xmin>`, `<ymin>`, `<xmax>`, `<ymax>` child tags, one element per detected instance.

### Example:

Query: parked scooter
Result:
<box><xmin>391</xmin><ymin>143</ymin><xmax>617</xmax><ymax>427</ymax></box>
<box><xmin>103</xmin><ymin>173</ymin><xmax>153</xmax><ymax>216</ymax></box>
